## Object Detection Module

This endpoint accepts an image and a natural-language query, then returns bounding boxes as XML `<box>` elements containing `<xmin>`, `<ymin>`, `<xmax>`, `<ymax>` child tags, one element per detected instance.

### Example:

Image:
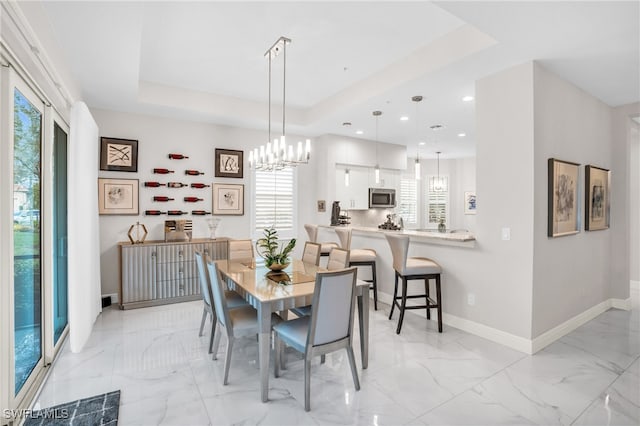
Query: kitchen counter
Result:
<box><xmin>318</xmin><ymin>225</ymin><xmax>476</xmax><ymax>248</ymax></box>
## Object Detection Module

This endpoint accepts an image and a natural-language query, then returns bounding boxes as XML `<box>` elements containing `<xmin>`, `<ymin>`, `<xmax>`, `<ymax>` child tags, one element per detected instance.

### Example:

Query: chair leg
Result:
<box><xmin>199</xmin><ymin>308</ymin><xmax>207</xmax><ymax>337</ymax></box>
<box><xmin>208</xmin><ymin>315</ymin><xmax>217</xmax><ymax>354</ymax></box>
<box><xmin>370</xmin><ymin>262</ymin><xmax>378</xmax><ymax>311</ymax></box>
<box><xmin>346</xmin><ymin>345</ymin><xmax>361</xmax><ymax>391</ymax></box>
<box><xmin>223</xmin><ymin>337</ymin><xmax>234</xmax><ymax>385</ymax></box>
<box><xmin>396</xmin><ymin>276</ymin><xmax>408</xmax><ymax>334</ymax></box>
<box><xmin>212</xmin><ymin>324</ymin><xmax>222</xmax><ymax>360</ymax></box>
<box><xmin>274</xmin><ymin>334</ymin><xmax>281</xmax><ymax>378</ymax></box>
<box><xmin>436</xmin><ymin>274</ymin><xmax>443</xmax><ymax>333</ymax></box>
<box><xmin>320</xmin><ymin>354</ymin><xmax>326</xmax><ymax>364</ymax></box>
<box><xmin>389</xmin><ymin>272</ymin><xmax>398</xmax><ymax>320</ymax></box>
<box><xmin>304</xmin><ymin>355</ymin><xmax>312</xmax><ymax>412</ymax></box>
<box><xmin>425</xmin><ymin>278</ymin><xmax>431</xmax><ymax>320</ymax></box>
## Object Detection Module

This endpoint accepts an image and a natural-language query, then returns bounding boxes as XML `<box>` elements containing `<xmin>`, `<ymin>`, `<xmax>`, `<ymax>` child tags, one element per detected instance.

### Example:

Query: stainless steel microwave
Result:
<box><xmin>369</xmin><ymin>188</ymin><xmax>396</xmax><ymax>208</ymax></box>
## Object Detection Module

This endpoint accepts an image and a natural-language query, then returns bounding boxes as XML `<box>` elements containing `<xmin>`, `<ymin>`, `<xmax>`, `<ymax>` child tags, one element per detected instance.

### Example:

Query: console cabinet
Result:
<box><xmin>118</xmin><ymin>238</ymin><xmax>228</xmax><ymax>309</ymax></box>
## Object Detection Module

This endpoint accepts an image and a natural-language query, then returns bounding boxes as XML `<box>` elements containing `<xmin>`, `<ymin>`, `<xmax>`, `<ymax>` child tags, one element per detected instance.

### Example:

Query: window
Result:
<box><xmin>254</xmin><ymin>168</ymin><xmax>295</xmax><ymax>234</ymax></box>
<box><xmin>399</xmin><ymin>176</ymin><xmax>418</xmax><ymax>225</ymax></box>
<box><xmin>425</xmin><ymin>175</ymin><xmax>449</xmax><ymax>227</ymax></box>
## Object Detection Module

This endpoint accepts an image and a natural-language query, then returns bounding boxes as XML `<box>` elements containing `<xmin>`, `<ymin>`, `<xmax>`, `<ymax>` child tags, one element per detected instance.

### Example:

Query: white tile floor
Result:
<box><xmin>33</xmin><ymin>289</ymin><xmax>639</xmax><ymax>425</ymax></box>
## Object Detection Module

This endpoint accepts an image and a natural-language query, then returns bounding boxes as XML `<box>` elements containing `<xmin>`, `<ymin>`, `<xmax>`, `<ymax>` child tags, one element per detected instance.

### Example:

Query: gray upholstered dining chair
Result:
<box><xmin>291</xmin><ymin>247</ymin><xmax>349</xmax><ymax>318</ymax></box>
<box><xmin>195</xmin><ymin>251</ymin><xmax>248</xmax><ymax>353</ymax></box>
<box><xmin>227</xmin><ymin>239</ymin><xmax>254</xmax><ymax>260</ymax></box>
<box><xmin>384</xmin><ymin>234</ymin><xmax>443</xmax><ymax>334</ymax></box>
<box><xmin>301</xmin><ymin>241</ymin><xmax>321</xmax><ymax>266</ymax></box>
<box><xmin>304</xmin><ymin>224</ymin><xmax>339</xmax><ymax>257</ymax></box>
<box><xmin>206</xmin><ymin>259</ymin><xmax>282</xmax><ymax>385</ymax></box>
<box><xmin>273</xmin><ymin>267</ymin><xmax>361</xmax><ymax>411</ymax></box>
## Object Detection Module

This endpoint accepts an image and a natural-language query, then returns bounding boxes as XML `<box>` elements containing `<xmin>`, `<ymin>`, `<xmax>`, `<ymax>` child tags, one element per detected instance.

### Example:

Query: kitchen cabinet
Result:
<box><xmin>335</xmin><ymin>165</ymin><xmax>370</xmax><ymax>210</ymax></box>
<box><xmin>119</xmin><ymin>238</ymin><xmax>228</xmax><ymax>309</ymax></box>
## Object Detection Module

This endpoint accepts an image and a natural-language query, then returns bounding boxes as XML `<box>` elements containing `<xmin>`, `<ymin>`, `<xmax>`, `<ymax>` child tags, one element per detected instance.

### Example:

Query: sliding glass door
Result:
<box><xmin>13</xmin><ymin>86</ymin><xmax>43</xmax><ymax>395</ymax></box>
<box><xmin>53</xmin><ymin>122</ymin><xmax>68</xmax><ymax>346</ymax></box>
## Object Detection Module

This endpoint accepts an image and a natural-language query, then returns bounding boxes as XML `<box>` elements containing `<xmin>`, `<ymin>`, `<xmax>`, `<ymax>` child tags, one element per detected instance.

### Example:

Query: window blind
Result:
<box><xmin>254</xmin><ymin>168</ymin><xmax>294</xmax><ymax>231</ymax></box>
<box><xmin>426</xmin><ymin>175</ymin><xmax>449</xmax><ymax>225</ymax></box>
<box><xmin>399</xmin><ymin>176</ymin><xmax>417</xmax><ymax>224</ymax></box>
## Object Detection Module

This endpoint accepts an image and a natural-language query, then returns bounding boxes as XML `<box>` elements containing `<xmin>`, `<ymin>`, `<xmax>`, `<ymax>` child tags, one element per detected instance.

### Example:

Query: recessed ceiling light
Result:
<box><xmin>400</xmin><ymin>116</ymin><xmax>409</xmax><ymax>121</ymax></box>
<box><xmin>355</xmin><ymin>130</ymin><xmax>363</xmax><ymax>135</ymax></box>
<box><xmin>419</xmin><ymin>142</ymin><xmax>426</xmax><ymax>146</ymax></box>
<box><xmin>458</xmin><ymin>132</ymin><xmax>466</xmax><ymax>137</ymax></box>
<box><xmin>462</xmin><ymin>96</ymin><xmax>474</xmax><ymax>102</ymax></box>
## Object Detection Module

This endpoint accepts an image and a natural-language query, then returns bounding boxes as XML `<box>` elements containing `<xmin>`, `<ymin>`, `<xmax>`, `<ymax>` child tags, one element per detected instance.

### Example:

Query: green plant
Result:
<box><xmin>255</xmin><ymin>227</ymin><xmax>296</xmax><ymax>267</ymax></box>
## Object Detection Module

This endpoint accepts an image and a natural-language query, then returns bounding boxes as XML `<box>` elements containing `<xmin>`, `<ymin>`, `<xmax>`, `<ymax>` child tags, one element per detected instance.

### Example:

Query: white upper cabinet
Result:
<box><xmin>335</xmin><ymin>165</ymin><xmax>370</xmax><ymax>210</ymax></box>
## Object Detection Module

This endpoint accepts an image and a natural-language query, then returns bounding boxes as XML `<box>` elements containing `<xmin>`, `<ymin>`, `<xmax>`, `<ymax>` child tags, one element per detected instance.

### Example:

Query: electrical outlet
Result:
<box><xmin>467</xmin><ymin>293</ymin><xmax>476</xmax><ymax>306</ymax></box>
<box><xmin>501</xmin><ymin>227</ymin><xmax>511</xmax><ymax>241</ymax></box>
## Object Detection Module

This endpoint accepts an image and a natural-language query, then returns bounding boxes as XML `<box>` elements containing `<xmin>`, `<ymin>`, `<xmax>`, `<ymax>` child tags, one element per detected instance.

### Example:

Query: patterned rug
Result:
<box><xmin>24</xmin><ymin>390</ymin><xmax>120</xmax><ymax>426</ymax></box>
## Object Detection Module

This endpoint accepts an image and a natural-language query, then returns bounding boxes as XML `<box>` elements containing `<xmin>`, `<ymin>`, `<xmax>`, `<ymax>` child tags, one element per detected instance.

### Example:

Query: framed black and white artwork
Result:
<box><xmin>548</xmin><ymin>158</ymin><xmax>580</xmax><ymax>237</ymax></box>
<box><xmin>585</xmin><ymin>165</ymin><xmax>610</xmax><ymax>231</ymax></box>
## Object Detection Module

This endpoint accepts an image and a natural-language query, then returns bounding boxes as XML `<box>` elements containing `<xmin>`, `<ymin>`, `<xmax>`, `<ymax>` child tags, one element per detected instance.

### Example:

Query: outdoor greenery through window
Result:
<box><xmin>254</xmin><ymin>168</ymin><xmax>294</xmax><ymax>233</ymax></box>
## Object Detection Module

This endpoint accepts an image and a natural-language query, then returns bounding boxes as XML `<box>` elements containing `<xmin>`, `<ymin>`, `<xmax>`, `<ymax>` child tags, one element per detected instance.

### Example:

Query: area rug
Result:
<box><xmin>24</xmin><ymin>390</ymin><xmax>120</xmax><ymax>426</ymax></box>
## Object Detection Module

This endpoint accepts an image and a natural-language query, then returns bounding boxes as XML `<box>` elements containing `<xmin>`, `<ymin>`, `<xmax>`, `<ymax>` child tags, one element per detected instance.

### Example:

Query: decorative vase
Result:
<box><xmin>205</xmin><ymin>217</ymin><xmax>221</xmax><ymax>239</ymax></box>
<box><xmin>438</xmin><ymin>220</ymin><xmax>446</xmax><ymax>233</ymax></box>
<box><xmin>267</xmin><ymin>262</ymin><xmax>289</xmax><ymax>272</ymax></box>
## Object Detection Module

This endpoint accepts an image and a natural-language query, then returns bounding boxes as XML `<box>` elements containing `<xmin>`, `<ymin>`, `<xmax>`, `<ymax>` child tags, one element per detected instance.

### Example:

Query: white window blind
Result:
<box><xmin>254</xmin><ymin>168</ymin><xmax>294</xmax><ymax>232</ymax></box>
<box><xmin>426</xmin><ymin>175</ymin><xmax>449</xmax><ymax>226</ymax></box>
<box><xmin>399</xmin><ymin>176</ymin><xmax>417</xmax><ymax>224</ymax></box>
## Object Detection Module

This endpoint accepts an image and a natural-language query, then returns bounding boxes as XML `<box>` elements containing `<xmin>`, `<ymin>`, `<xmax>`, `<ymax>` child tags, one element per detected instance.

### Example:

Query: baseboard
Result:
<box><xmin>631</xmin><ymin>280</ymin><xmax>640</xmax><ymax>291</ymax></box>
<box><xmin>102</xmin><ymin>293</ymin><xmax>118</xmax><ymax>305</ymax></box>
<box><xmin>377</xmin><ymin>291</ymin><xmax>630</xmax><ymax>355</ymax></box>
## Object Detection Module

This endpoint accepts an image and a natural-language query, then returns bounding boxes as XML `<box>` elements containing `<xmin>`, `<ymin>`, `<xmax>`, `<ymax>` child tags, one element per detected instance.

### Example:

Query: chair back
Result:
<box><xmin>206</xmin><ymin>260</ymin><xmax>231</xmax><ymax>331</ymax></box>
<box><xmin>326</xmin><ymin>248</ymin><xmax>350</xmax><ymax>271</ymax></box>
<box><xmin>195</xmin><ymin>251</ymin><xmax>213</xmax><ymax>307</ymax></box>
<box><xmin>308</xmin><ymin>268</ymin><xmax>357</xmax><ymax>347</ymax></box>
<box><xmin>228</xmin><ymin>239</ymin><xmax>254</xmax><ymax>260</ymax></box>
<box><xmin>385</xmin><ymin>234</ymin><xmax>410</xmax><ymax>274</ymax></box>
<box><xmin>304</xmin><ymin>224</ymin><xmax>318</xmax><ymax>242</ymax></box>
<box><xmin>334</xmin><ymin>227</ymin><xmax>352</xmax><ymax>250</ymax></box>
<box><xmin>302</xmin><ymin>241</ymin><xmax>321</xmax><ymax>266</ymax></box>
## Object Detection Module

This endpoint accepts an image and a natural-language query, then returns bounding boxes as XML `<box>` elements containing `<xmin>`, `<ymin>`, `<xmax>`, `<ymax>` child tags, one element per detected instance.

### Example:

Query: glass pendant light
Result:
<box><xmin>435</xmin><ymin>151</ymin><xmax>443</xmax><ymax>191</ymax></box>
<box><xmin>412</xmin><ymin>95</ymin><xmax>423</xmax><ymax>181</ymax></box>
<box><xmin>373</xmin><ymin>110</ymin><xmax>382</xmax><ymax>184</ymax></box>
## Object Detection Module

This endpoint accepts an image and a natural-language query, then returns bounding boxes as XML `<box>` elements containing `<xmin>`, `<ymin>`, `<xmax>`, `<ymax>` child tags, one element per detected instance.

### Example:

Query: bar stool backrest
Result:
<box><xmin>385</xmin><ymin>234</ymin><xmax>410</xmax><ymax>275</ymax></box>
<box><xmin>334</xmin><ymin>227</ymin><xmax>352</xmax><ymax>250</ymax></box>
<box><xmin>304</xmin><ymin>224</ymin><xmax>318</xmax><ymax>242</ymax></box>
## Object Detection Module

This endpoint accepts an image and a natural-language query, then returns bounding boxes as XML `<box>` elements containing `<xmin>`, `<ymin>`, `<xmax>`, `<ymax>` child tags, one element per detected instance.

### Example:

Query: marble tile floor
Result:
<box><xmin>33</xmin><ymin>288</ymin><xmax>639</xmax><ymax>425</ymax></box>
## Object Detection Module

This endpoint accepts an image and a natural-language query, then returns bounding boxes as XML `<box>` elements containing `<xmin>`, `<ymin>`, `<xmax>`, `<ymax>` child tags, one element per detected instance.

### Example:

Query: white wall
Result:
<box><xmin>630</xmin><ymin>119</ymin><xmax>640</xmax><ymax>284</ymax></box>
<box><xmin>92</xmin><ymin>108</ymin><xmax>318</xmax><ymax>297</ymax></box>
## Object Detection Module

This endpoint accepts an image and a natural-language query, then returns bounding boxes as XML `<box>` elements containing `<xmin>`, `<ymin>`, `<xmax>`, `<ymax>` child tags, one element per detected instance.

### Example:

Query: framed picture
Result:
<box><xmin>214</xmin><ymin>149</ymin><xmax>243</xmax><ymax>178</ymax></box>
<box><xmin>100</xmin><ymin>137</ymin><xmax>138</xmax><ymax>172</ymax></box>
<box><xmin>212</xmin><ymin>183</ymin><xmax>244</xmax><ymax>215</ymax></box>
<box><xmin>548</xmin><ymin>158</ymin><xmax>580</xmax><ymax>237</ymax></box>
<box><xmin>464</xmin><ymin>191</ymin><xmax>476</xmax><ymax>215</ymax></box>
<box><xmin>98</xmin><ymin>178</ymin><xmax>139</xmax><ymax>215</ymax></box>
<box><xmin>317</xmin><ymin>200</ymin><xmax>326</xmax><ymax>212</ymax></box>
<box><xmin>585</xmin><ymin>165</ymin><xmax>610</xmax><ymax>231</ymax></box>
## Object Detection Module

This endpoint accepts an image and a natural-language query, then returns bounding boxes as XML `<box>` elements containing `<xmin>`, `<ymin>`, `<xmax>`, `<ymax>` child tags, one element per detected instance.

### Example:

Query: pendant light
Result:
<box><xmin>373</xmin><ymin>110</ymin><xmax>382</xmax><ymax>184</ymax></box>
<box><xmin>435</xmin><ymin>151</ymin><xmax>443</xmax><ymax>191</ymax></box>
<box><xmin>412</xmin><ymin>95</ymin><xmax>423</xmax><ymax>180</ymax></box>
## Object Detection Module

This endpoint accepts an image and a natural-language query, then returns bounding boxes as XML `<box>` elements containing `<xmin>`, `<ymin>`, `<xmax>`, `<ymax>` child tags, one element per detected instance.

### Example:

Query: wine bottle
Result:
<box><xmin>144</xmin><ymin>182</ymin><xmax>166</xmax><ymax>187</ymax></box>
<box><xmin>190</xmin><ymin>183</ymin><xmax>210</xmax><ymax>188</ymax></box>
<box><xmin>153</xmin><ymin>168</ymin><xmax>174</xmax><ymax>174</ymax></box>
<box><xmin>191</xmin><ymin>210</ymin><xmax>211</xmax><ymax>215</ymax></box>
<box><xmin>184</xmin><ymin>197</ymin><xmax>204</xmax><ymax>202</ymax></box>
<box><xmin>167</xmin><ymin>210</ymin><xmax>189</xmax><ymax>216</ymax></box>
<box><xmin>185</xmin><ymin>170</ymin><xmax>204</xmax><ymax>176</ymax></box>
<box><xmin>153</xmin><ymin>196</ymin><xmax>174</xmax><ymax>202</ymax></box>
<box><xmin>145</xmin><ymin>210</ymin><xmax>166</xmax><ymax>216</ymax></box>
<box><xmin>168</xmin><ymin>153</ymin><xmax>189</xmax><ymax>160</ymax></box>
<box><xmin>167</xmin><ymin>182</ymin><xmax>188</xmax><ymax>188</ymax></box>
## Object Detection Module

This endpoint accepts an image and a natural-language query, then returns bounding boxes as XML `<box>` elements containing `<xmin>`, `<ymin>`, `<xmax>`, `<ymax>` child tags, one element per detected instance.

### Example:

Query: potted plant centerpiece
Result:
<box><xmin>255</xmin><ymin>227</ymin><xmax>296</xmax><ymax>271</ymax></box>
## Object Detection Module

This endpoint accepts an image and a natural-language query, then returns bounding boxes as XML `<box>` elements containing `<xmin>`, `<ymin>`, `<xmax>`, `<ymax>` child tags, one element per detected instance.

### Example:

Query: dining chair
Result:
<box><xmin>273</xmin><ymin>267</ymin><xmax>360</xmax><ymax>411</ymax></box>
<box><xmin>227</xmin><ymin>239</ymin><xmax>254</xmax><ymax>260</ymax></box>
<box><xmin>195</xmin><ymin>251</ymin><xmax>249</xmax><ymax>353</ymax></box>
<box><xmin>304</xmin><ymin>224</ymin><xmax>339</xmax><ymax>257</ymax></box>
<box><xmin>384</xmin><ymin>234</ymin><xmax>443</xmax><ymax>334</ymax></box>
<box><xmin>206</xmin><ymin>259</ymin><xmax>282</xmax><ymax>385</ymax></box>
<box><xmin>334</xmin><ymin>227</ymin><xmax>379</xmax><ymax>310</ymax></box>
<box><xmin>291</xmin><ymin>247</ymin><xmax>349</xmax><ymax>318</ymax></box>
<box><xmin>301</xmin><ymin>241</ymin><xmax>321</xmax><ymax>266</ymax></box>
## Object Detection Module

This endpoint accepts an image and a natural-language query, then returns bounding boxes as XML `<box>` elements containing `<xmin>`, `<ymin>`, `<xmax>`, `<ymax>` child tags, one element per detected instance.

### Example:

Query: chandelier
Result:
<box><xmin>249</xmin><ymin>36</ymin><xmax>310</xmax><ymax>171</ymax></box>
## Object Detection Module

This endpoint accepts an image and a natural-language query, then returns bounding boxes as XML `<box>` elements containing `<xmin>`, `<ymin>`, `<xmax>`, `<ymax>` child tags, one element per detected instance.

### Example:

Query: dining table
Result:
<box><xmin>215</xmin><ymin>258</ymin><xmax>370</xmax><ymax>403</ymax></box>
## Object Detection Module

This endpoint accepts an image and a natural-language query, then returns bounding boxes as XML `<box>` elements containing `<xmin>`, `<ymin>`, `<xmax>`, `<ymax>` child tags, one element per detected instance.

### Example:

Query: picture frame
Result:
<box><xmin>548</xmin><ymin>158</ymin><xmax>580</xmax><ymax>237</ymax></box>
<box><xmin>585</xmin><ymin>165</ymin><xmax>610</xmax><ymax>231</ymax></box>
<box><xmin>98</xmin><ymin>178</ymin><xmax>139</xmax><ymax>215</ymax></box>
<box><xmin>317</xmin><ymin>200</ymin><xmax>326</xmax><ymax>212</ymax></box>
<box><xmin>214</xmin><ymin>148</ymin><xmax>243</xmax><ymax>178</ymax></box>
<box><xmin>212</xmin><ymin>183</ymin><xmax>244</xmax><ymax>215</ymax></box>
<box><xmin>464</xmin><ymin>191</ymin><xmax>476</xmax><ymax>215</ymax></box>
<box><xmin>100</xmin><ymin>137</ymin><xmax>138</xmax><ymax>172</ymax></box>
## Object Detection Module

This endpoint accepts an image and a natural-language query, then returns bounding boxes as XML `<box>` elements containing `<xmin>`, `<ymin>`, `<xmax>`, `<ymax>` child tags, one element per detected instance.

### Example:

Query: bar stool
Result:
<box><xmin>334</xmin><ymin>227</ymin><xmax>379</xmax><ymax>310</ymax></box>
<box><xmin>304</xmin><ymin>224</ymin><xmax>339</xmax><ymax>258</ymax></box>
<box><xmin>384</xmin><ymin>234</ymin><xmax>443</xmax><ymax>334</ymax></box>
